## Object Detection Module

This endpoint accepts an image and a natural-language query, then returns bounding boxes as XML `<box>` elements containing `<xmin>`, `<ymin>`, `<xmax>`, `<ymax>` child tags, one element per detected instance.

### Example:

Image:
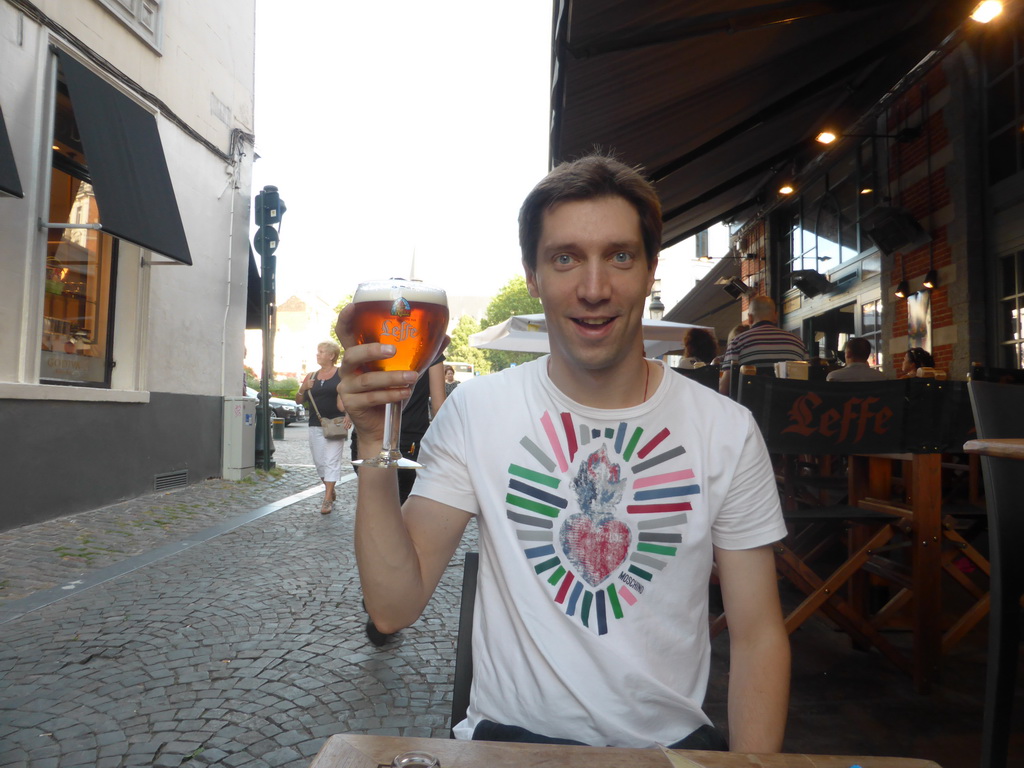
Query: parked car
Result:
<box><xmin>245</xmin><ymin>386</ymin><xmax>305</xmax><ymax>425</ymax></box>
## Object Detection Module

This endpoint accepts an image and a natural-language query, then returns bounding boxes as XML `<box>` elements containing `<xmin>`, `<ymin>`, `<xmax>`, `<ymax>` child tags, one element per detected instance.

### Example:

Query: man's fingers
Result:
<box><xmin>350</xmin><ymin>381</ymin><xmax>414</xmax><ymax>406</ymax></box>
<box><xmin>334</xmin><ymin>303</ymin><xmax>355</xmax><ymax>347</ymax></box>
<box><xmin>339</xmin><ymin>341</ymin><xmax>394</xmax><ymax>368</ymax></box>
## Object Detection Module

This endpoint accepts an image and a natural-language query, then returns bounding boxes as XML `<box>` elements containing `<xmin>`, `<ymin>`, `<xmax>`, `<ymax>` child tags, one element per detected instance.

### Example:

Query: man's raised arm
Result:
<box><xmin>336</xmin><ymin>304</ymin><xmax>470</xmax><ymax>633</ymax></box>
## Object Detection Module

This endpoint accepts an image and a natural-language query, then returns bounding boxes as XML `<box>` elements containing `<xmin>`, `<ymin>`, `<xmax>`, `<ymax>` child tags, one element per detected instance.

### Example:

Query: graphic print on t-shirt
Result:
<box><xmin>506</xmin><ymin>409</ymin><xmax>699</xmax><ymax>635</ymax></box>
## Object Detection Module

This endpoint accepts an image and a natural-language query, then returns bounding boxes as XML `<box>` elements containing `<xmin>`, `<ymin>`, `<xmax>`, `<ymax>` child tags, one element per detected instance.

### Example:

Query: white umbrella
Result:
<box><xmin>468</xmin><ymin>313</ymin><xmax>712</xmax><ymax>357</ymax></box>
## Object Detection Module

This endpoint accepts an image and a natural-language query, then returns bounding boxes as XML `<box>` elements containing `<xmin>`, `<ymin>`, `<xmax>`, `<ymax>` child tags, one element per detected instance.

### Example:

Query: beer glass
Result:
<box><xmin>350</xmin><ymin>278</ymin><xmax>449</xmax><ymax>468</ymax></box>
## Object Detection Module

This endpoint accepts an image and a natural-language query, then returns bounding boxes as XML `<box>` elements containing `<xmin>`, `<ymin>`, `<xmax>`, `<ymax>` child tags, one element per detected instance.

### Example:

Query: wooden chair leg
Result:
<box><xmin>772</xmin><ymin>527</ymin><xmax>913</xmax><ymax>677</ymax></box>
<box><xmin>909</xmin><ymin>453</ymin><xmax>943</xmax><ymax>694</ymax></box>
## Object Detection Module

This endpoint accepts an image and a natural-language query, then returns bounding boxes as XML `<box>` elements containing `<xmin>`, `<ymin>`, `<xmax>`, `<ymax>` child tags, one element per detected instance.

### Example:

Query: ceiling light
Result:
<box><xmin>814</xmin><ymin>127</ymin><xmax>922</xmax><ymax>147</ymax></box>
<box><xmin>971</xmin><ymin>1</ymin><xmax>1003</xmax><ymax>22</ymax></box>
<box><xmin>923</xmin><ymin>268</ymin><xmax>938</xmax><ymax>289</ymax></box>
<box><xmin>894</xmin><ymin>279</ymin><xmax>910</xmax><ymax>299</ymax></box>
<box><xmin>779</xmin><ymin>184</ymin><xmax>795</xmax><ymax>195</ymax></box>
<box><xmin>860</xmin><ymin>188</ymin><xmax>874</xmax><ymax>195</ymax></box>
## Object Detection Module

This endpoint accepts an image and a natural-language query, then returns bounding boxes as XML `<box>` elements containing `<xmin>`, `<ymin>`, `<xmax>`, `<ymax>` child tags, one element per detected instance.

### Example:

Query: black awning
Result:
<box><xmin>56</xmin><ymin>51</ymin><xmax>192</xmax><ymax>265</ymax></box>
<box><xmin>246</xmin><ymin>247</ymin><xmax>262</xmax><ymax>330</ymax></box>
<box><xmin>664</xmin><ymin>255</ymin><xmax>743</xmax><ymax>339</ymax></box>
<box><xmin>551</xmin><ymin>0</ymin><xmax>979</xmax><ymax>246</ymax></box>
<box><xmin>0</xmin><ymin>103</ymin><xmax>23</xmax><ymax>198</ymax></box>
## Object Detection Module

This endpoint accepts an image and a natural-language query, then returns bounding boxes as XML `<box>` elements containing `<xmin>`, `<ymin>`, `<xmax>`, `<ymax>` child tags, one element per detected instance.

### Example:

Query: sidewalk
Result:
<box><xmin>0</xmin><ymin>425</ymin><xmax>477</xmax><ymax>767</ymax></box>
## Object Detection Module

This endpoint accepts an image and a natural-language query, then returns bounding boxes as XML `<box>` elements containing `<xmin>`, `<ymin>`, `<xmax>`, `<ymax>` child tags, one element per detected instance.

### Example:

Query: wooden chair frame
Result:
<box><xmin>729</xmin><ymin>376</ymin><xmax>987</xmax><ymax>692</ymax></box>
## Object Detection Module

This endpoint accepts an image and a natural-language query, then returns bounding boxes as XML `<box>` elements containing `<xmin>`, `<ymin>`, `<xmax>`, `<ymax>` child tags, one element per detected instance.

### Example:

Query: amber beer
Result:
<box><xmin>351</xmin><ymin>280</ymin><xmax>449</xmax><ymax>374</ymax></box>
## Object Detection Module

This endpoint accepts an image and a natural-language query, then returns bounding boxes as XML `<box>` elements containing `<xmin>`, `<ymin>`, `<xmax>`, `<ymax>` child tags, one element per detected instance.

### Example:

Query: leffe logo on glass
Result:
<box><xmin>381</xmin><ymin>297</ymin><xmax>418</xmax><ymax>343</ymax></box>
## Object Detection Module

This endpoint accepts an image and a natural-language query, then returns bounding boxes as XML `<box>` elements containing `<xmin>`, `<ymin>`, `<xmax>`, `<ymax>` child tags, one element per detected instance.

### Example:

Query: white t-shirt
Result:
<box><xmin>413</xmin><ymin>357</ymin><xmax>786</xmax><ymax>747</ymax></box>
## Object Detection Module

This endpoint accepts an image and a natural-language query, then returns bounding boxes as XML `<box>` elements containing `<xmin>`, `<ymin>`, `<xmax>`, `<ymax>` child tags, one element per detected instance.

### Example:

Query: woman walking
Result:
<box><xmin>297</xmin><ymin>340</ymin><xmax>350</xmax><ymax>514</ymax></box>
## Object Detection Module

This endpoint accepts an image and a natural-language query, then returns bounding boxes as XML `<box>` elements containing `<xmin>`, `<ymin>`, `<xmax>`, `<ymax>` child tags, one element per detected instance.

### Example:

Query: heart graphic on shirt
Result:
<box><xmin>559</xmin><ymin>512</ymin><xmax>631</xmax><ymax>587</ymax></box>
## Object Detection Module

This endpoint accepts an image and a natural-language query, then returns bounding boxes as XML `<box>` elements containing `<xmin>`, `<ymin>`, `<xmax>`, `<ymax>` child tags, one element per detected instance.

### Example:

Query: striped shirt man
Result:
<box><xmin>722</xmin><ymin>320</ymin><xmax>807</xmax><ymax>366</ymax></box>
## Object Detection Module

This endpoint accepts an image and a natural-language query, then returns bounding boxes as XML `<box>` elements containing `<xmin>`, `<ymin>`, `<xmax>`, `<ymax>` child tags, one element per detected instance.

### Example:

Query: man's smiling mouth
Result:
<box><xmin>574</xmin><ymin>317</ymin><xmax>614</xmax><ymax>327</ymax></box>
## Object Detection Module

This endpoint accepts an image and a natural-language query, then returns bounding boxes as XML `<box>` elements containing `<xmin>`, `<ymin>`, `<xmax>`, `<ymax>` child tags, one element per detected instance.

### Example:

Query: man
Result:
<box><xmin>826</xmin><ymin>338</ymin><xmax>886</xmax><ymax>382</ymax></box>
<box><xmin>718</xmin><ymin>296</ymin><xmax>807</xmax><ymax>395</ymax></box>
<box><xmin>336</xmin><ymin>155</ymin><xmax>789</xmax><ymax>751</ymax></box>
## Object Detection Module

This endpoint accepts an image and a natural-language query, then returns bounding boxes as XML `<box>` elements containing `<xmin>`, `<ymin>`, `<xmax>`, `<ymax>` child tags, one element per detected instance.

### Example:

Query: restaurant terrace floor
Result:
<box><xmin>704</xmin><ymin>579</ymin><xmax>1024</xmax><ymax>768</ymax></box>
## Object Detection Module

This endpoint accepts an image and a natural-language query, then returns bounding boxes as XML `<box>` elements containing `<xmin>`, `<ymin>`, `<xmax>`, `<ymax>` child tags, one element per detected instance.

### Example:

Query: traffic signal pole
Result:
<box><xmin>253</xmin><ymin>185</ymin><xmax>285</xmax><ymax>472</ymax></box>
<box><xmin>259</xmin><ymin>251</ymin><xmax>275</xmax><ymax>471</ymax></box>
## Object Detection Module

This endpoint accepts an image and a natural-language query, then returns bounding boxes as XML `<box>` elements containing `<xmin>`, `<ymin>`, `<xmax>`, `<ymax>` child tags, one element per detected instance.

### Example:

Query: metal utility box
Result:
<box><xmin>222</xmin><ymin>397</ymin><xmax>256</xmax><ymax>480</ymax></box>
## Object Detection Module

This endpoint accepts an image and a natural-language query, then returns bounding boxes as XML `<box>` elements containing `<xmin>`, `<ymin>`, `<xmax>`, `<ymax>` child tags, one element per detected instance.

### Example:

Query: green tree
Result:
<box><xmin>481</xmin><ymin>275</ymin><xmax>543</xmax><ymax>371</ymax></box>
<box><xmin>445</xmin><ymin>315</ymin><xmax>491</xmax><ymax>375</ymax></box>
<box><xmin>270</xmin><ymin>377</ymin><xmax>299</xmax><ymax>398</ymax></box>
<box><xmin>329</xmin><ymin>294</ymin><xmax>353</xmax><ymax>349</ymax></box>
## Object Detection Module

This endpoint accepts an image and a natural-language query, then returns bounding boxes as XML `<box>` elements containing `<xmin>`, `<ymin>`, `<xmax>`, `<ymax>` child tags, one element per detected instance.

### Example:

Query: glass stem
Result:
<box><xmin>381</xmin><ymin>401</ymin><xmax>402</xmax><ymax>459</ymax></box>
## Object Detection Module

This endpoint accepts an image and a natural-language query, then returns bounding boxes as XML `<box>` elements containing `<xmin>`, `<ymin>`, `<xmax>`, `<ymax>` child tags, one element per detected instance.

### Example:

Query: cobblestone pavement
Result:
<box><xmin>0</xmin><ymin>425</ymin><xmax>478</xmax><ymax>767</ymax></box>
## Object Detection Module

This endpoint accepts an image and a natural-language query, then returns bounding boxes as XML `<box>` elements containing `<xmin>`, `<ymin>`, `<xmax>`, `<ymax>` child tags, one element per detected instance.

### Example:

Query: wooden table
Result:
<box><xmin>309</xmin><ymin>734</ymin><xmax>944</xmax><ymax>768</ymax></box>
<box><xmin>963</xmin><ymin>437</ymin><xmax>1024</xmax><ymax>460</ymax></box>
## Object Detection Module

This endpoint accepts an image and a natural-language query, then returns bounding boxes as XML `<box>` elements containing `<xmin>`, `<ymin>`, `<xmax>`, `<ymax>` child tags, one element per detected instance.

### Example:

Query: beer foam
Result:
<box><xmin>353</xmin><ymin>280</ymin><xmax>447</xmax><ymax>305</ymax></box>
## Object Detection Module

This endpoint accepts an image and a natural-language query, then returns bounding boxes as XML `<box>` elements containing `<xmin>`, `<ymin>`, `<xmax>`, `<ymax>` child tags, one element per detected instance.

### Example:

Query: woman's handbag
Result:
<box><xmin>306</xmin><ymin>386</ymin><xmax>348</xmax><ymax>440</ymax></box>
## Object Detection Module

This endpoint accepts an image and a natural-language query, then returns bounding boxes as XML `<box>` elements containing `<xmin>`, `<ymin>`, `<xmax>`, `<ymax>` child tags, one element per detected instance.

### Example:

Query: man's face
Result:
<box><xmin>525</xmin><ymin>196</ymin><xmax>657</xmax><ymax>375</ymax></box>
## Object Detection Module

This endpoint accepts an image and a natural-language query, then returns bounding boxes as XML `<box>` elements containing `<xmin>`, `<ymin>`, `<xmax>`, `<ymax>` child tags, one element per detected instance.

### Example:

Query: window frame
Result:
<box><xmin>996</xmin><ymin>249</ymin><xmax>1024</xmax><ymax>368</ymax></box>
<box><xmin>93</xmin><ymin>0</ymin><xmax>164</xmax><ymax>53</ymax></box>
<box><xmin>41</xmin><ymin>77</ymin><xmax>122</xmax><ymax>388</ymax></box>
<box><xmin>32</xmin><ymin>50</ymin><xmax>152</xmax><ymax>394</ymax></box>
<box><xmin>778</xmin><ymin>138</ymin><xmax>881</xmax><ymax>292</ymax></box>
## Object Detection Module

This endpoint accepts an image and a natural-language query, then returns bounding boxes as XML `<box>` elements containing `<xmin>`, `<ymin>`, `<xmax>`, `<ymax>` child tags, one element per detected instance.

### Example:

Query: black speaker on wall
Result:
<box><xmin>722</xmin><ymin>277</ymin><xmax>752</xmax><ymax>299</ymax></box>
<box><xmin>791</xmin><ymin>269</ymin><xmax>834</xmax><ymax>299</ymax></box>
<box><xmin>862</xmin><ymin>205</ymin><xmax>930</xmax><ymax>255</ymax></box>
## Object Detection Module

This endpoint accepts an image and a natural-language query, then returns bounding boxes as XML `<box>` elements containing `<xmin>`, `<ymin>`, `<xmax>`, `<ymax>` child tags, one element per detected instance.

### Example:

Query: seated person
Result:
<box><xmin>901</xmin><ymin>347</ymin><xmax>935</xmax><ymax>378</ymax></box>
<box><xmin>337</xmin><ymin>154</ymin><xmax>789</xmax><ymax>752</ymax></box>
<box><xmin>678</xmin><ymin>327</ymin><xmax>718</xmax><ymax>369</ymax></box>
<box><xmin>718</xmin><ymin>298</ymin><xmax>807</xmax><ymax>395</ymax></box>
<box><xmin>826</xmin><ymin>337</ymin><xmax>886</xmax><ymax>381</ymax></box>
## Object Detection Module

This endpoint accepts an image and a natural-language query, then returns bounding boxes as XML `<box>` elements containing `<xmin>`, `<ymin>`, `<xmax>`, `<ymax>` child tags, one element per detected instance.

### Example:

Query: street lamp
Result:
<box><xmin>649</xmin><ymin>291</ymin><xmax>664</xmax><ymax>321</ymax></box>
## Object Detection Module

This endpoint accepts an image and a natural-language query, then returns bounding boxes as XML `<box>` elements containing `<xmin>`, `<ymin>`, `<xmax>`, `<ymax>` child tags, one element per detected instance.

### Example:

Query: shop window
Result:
<box><xmin>983</xmin><ymin>14</ymin><xmax>1024</xmax><ymax>185</ymax></box>
<box><xmin>779</xmin><ymin>141</ymin><xmax>878</xmax><ymax>291</ymax></box>
<box><xmin>40</xmin><ymin>79</ymin><xmax>117</xmax><ymax>387</ymax></box>
<box><xmin>997</xmin><ymin>250</ymin><xmax>1024</xmax><ymax>367</ymax></box>
<box><xmin>860</xmin><ymin>299</ymin><xmax>883</xmax><ymax>370</ymax></box>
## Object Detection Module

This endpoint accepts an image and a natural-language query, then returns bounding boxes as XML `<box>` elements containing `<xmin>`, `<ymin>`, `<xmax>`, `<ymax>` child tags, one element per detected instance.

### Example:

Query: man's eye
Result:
<box><xmin>613</xmin><ymin>251</ymin><xmax>633</xmax><ymax>263</ymax></box>
<box><xmin>555</xmin><ymin>253</ymin><xmax>573</xmax><ymax>265</ymax></box>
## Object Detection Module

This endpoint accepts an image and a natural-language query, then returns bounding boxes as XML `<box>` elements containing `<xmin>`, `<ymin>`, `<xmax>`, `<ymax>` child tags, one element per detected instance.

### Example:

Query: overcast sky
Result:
<box><xmin>249</xmin><ymin>0</ymin><xmax>724</xmax><ymax>327</ymax></box>
<box><xmin>251</xmin><ymin>0</ymin><xmax>553</xmax><ymax>306</ymax></box>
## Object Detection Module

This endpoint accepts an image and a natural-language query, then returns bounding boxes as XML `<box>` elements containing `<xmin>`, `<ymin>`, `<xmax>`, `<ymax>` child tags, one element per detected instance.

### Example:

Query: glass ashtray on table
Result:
<box><xmin>388</xmin><ymin>751</ymin><xmax>440</xmax><ymax>768</ymax></box>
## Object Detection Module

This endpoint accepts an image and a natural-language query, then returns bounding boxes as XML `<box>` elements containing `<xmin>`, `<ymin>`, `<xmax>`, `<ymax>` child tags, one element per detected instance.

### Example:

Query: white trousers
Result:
<box><xmin>307</xmin><ymin>426</ymin><xmax>346</xmax><ymax>482</ymax></box>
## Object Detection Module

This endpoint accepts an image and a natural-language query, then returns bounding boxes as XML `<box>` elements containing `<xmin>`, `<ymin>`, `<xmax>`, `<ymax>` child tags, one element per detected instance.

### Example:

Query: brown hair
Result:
<box><xmin>518</xmin><ymin>154</ymin><xmax>663</xmax><ymax>271</ymax></box>
<box><xmin>683</xmin><ymin>327</ymin><xmax>719</xmax><ymax>364</ymax></box>
<box><xmin>844</xmin><ymin>337</ymin><xmax>873</xmax><ymax>363</ymax></box>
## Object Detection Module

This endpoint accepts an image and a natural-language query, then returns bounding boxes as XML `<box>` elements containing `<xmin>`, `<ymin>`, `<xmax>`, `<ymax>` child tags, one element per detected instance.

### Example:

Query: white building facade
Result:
<box><xmin>0</xmin><ymin>0</ymin><xmax>256</xmax><ymax>529</ymax></box>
